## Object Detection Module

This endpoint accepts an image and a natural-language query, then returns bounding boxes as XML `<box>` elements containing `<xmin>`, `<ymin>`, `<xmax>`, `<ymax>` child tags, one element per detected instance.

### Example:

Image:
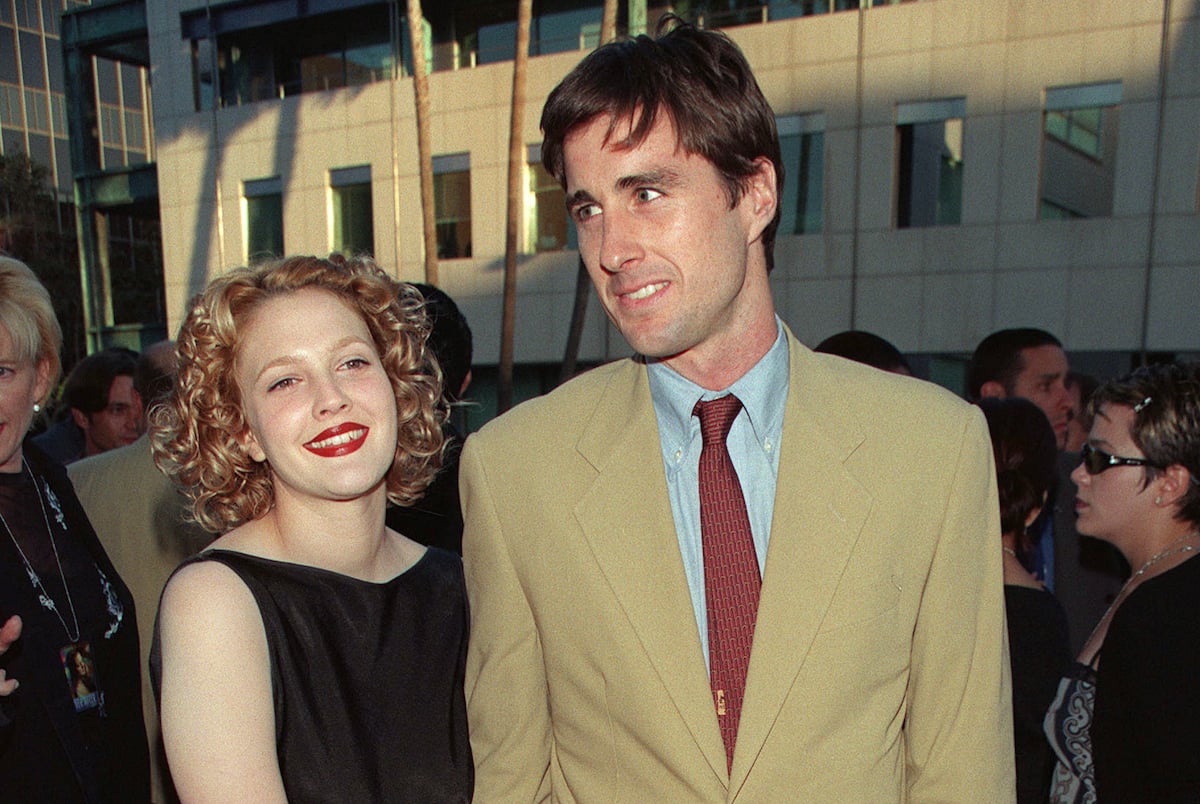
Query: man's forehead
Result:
<box><xmin>1017</xmin><ymin>344</ymin><xmax>1068</xmax><ymax>377</ymax></box>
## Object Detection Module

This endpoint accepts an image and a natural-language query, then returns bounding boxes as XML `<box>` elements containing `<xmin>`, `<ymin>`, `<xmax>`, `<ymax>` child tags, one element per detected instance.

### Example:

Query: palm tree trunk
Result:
<box><xmin>406</xmin><ymin>0</ymin><xmax>438</xmax><ymax>286</ymax></box>
<box><xmin>558</xmin><ymin>0</ymin><xmax>619</xmax><ymax>386</ymax></box>
<box><xmin>497</xmin><ymin>0</ymin><xmax>532</xmax><ymax>413</ymax></box>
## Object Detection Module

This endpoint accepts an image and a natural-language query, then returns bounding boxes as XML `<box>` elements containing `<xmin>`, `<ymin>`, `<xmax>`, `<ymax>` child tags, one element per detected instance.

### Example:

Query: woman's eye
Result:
<box><xmin>268</xmin><ymin>377</ymin><xmax>297</xmax><ymax>392</ymax></box>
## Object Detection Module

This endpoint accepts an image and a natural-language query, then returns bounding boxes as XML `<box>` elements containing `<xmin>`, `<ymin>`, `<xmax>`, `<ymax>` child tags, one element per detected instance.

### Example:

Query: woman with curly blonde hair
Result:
<box><xmin>150</xmin><ymin>254</ymin><xmax>472</xmax><ymax>802</ymax></box>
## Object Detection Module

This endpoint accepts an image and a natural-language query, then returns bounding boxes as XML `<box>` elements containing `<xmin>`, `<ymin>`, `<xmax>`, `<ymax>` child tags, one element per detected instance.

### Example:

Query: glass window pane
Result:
<box><xmin>246</xmin><ymin>192</ymin><xmax>284</xmax><ymax>260</ymax></box>
<box><xmin>779</xmin><ymin>120</ymin><xmax>825</xmax><ymax>235</ymax></box>
<box><xmin>434</xmin><ymin>168</ymin><xmax>471</xmax><ymax>259</ymax></box>
<box><xmin>332</xmin><ymin>182</ymin><xmax>374</xmax><ymax>256</ymax></box>
<box><xmin>525</xmin><ymin>161</ymin><xmax>572</xmax><ymax>253</ymax></box>
<box><xmin>896</xmin><ymin>115</ymin><xmax>963</xmax><ymax>228</ymax></box>
<box><xmin>1040</xmin><ymin>83</ymin><xmax>1120</xmax><ymax>219</ymax></box>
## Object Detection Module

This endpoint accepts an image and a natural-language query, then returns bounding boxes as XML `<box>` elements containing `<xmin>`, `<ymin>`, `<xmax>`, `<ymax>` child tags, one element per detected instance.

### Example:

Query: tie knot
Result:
<box><xmin>693</xmin><ymin>395</ymin><xmax>744</xmax><ymax>446</ymax></box>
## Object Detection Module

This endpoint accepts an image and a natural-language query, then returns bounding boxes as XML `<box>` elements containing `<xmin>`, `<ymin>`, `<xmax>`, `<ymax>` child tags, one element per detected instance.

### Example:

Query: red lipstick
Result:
<box><xmin>304</xmin><ymin>422</ymin><xmax>369</xmax><ymax>457</ymax></box>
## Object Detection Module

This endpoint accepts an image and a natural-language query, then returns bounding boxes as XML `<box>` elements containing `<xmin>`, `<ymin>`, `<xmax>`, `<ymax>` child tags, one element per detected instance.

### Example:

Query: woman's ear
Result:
<box><xmin>239</xmin><ymin>426</ymin><xmax>267</xmax><ymax>463</ymax></box>
<box><xmin>1155</xmin><ymin>464</ymin><xmax>1193</xmax><ymax>510</ymax></box>
<box><xmin>33</xmin><ymin>358</ymin><xmax>53</xmax><ymax>406</ymax></box>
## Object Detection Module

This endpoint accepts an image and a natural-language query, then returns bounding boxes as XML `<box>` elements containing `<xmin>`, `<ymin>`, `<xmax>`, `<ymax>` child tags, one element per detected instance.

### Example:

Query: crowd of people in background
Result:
<box><xmin>3</xmin><ymin>16</ymin><xmax>1199</xmax><ymax>804</ymax></box>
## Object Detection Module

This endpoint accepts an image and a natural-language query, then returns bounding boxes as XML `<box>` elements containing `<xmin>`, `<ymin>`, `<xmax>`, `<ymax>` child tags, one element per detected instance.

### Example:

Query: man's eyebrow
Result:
<box><xmin>565</xmin><ymin>169</ymin><xmax>684</xmax><ymax>210</ymax></box>
<box><xmin>566</xmin><ymin>189</ymin><xmax>596</xmax><ymax>209</ymax></box>
<box><xmin>615</xmin><ymin>168</ymin><xmax>681</xmax><ymax>191</ymax></box>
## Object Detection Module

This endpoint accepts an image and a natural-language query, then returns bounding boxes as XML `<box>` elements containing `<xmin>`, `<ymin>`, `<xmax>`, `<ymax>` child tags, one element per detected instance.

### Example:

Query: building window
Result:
<box><xmin>330</xmin><ymin>165</ymin><xmax>374</xmax><ymax>257</ymax></box>
<box><xmin>895</xmin><ymin>98</ymin><xmax>964</xmax><ymax>228</ymax></box>
<box><xmin>524</xmin><ymin>144</ymin><xmax>574</xmax><ymax>254</ymax></box>
<box><xmin>244</xmin><ymin>177</ymin><xmax>284</xmax><ymax>261</ymax></box>
<box><xmin>1039</xmin><ymin>82</ymin><xmax>1121</xmax><ymax>220</ymax></box>
<box><xmin>778</xmin><ymin>113</ymin><xmax>825</xmax><ymax>234</ymax></box>
<box><xmin>186</xmin><ymin>5</ymin><xmax>392</xmax><ymax>110</ymax></box>
<box><xmin>434</xmin><ymin>153</ymin><xmax>471</xmax><ymax>259</ymax></box>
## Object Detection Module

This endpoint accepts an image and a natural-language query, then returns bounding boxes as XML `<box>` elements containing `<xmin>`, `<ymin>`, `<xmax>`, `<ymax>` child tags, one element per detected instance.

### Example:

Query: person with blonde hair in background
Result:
<box><xmin>0</xmin><ymin>256</ymin><xmax>150</xmax><ymax>802</ymax></box>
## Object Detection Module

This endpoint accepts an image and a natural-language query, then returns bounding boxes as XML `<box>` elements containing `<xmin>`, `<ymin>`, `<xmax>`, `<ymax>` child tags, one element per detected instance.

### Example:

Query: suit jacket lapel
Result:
<box><xmin>731</xmin><ymin>337</ymin><xmax>874</xmax><ymax>789</ymax></box>
<box><xmin>573</xmin><ymin>360</ymin><xmax>729</xmax><ymax>783</ymax></box>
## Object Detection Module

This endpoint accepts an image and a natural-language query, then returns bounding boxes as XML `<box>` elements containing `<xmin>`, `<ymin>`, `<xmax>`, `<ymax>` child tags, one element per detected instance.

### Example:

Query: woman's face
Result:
<box><xmin>234</xmin><ymin>288</ymin><xmax>399</xmax><ymax>507</ymax></box>
<box><xmin>0</xmin><ymin>323</ymin><xmax>51</xmax><ymax>474</ymax></box>
<box><xmin>1070</xmin><ymin>403</ymin><xmax>1157</xmax><ymax>554</ymax></box>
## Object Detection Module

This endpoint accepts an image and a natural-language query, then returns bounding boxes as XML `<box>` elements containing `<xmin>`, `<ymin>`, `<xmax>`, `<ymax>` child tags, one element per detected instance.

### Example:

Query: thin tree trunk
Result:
<box><xmin>407</xmin><ymin>0</ymin><xmax>438</xmax><ymax>286</ymax></box>
<box><xmin>497</xmin><ymin>0</ymin><xmax>533</xmax><ymax>413</ymax></box>
<box><xmin>558</xmin><ymin>0</ymin><xmax>619</xmax><ymax>386</ymax></box>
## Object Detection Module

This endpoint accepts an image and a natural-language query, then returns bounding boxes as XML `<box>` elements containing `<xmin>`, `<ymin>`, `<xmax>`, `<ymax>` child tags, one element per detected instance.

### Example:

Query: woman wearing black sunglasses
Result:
<box><xmin>1044</xmin><ymin>361</ymin><xmax>1200</xmax><ymax>802</ymax></box>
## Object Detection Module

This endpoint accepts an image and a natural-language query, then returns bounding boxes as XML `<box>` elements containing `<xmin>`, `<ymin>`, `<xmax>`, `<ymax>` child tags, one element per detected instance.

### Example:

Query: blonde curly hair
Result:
<box><xmin>151</xmin><ymin>254</ymin><xmax>446</xmax><ymax>534</ymax></box>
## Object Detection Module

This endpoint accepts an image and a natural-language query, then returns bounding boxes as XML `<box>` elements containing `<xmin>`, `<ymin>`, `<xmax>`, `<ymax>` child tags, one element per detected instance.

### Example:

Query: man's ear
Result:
<box><xmin>979</xmin><ymin>380</ymin><xmax>1008</xmax><ymax>400</ymax></box>
<box><xmin>70</xmin><ymin>407</ymin><xmax>90</xmax><ymax>432</ymax></box>
<box><xmin>742</xmin><ymin>157</ymin><xmax>778</xmax><ymax>244</ymax></box>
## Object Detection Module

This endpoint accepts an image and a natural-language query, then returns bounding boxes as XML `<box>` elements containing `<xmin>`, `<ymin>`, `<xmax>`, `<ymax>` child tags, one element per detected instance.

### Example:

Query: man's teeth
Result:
<box><xmin>308</xmin><ymin>429</ymin><xmax>365</xmax><ymax>449</ymax></box>
<box><xmin>626</xmin><ymin>282</ymin><xmax>667</xmax><ymax>301</ymax></box>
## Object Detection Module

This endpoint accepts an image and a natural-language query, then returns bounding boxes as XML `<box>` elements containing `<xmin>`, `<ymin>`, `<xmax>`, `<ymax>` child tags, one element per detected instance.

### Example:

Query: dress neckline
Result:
<box><xmin>201</xmin><ymin>546</ymin><xmax>433</xmax><ymax>587</ymax></box>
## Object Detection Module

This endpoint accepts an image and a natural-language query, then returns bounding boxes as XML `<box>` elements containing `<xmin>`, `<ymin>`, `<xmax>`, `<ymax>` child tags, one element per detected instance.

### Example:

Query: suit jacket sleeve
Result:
<box><xmin>903</xmin><ymin>407</ymin><xmax>1016</xmax><ymax>801</ymax></box>
<box><xmin>461</xmin><ymin>434</ymin><xmax>553</xmax><ymax>802</ymax></box>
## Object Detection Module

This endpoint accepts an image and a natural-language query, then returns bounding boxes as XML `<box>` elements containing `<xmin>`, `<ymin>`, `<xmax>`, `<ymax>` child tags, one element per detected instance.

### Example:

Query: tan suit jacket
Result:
<box><xmin>463</xmin><ymin>333</ymin><xmax>1015</xmax><ymax>802</ymax></box>
<box><xmin>69</xmin><ymin>435</ymin><xmax>212</xmax><ymax>803</ymax></box>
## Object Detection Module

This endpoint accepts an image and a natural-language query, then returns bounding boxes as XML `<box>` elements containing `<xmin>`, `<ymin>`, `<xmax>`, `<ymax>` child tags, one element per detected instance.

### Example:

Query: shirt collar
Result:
<box><xmin>647</xmin><ymin>317</ymin><xmax>790</xmax><ymax>447</ymax></box>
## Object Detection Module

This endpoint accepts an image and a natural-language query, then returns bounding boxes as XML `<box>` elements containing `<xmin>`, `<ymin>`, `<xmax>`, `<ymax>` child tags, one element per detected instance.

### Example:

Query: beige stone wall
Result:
<box><xmin>148</xmin><ymin>0</ymin><xmax>1200</xmax><ymax>363</ymax></box>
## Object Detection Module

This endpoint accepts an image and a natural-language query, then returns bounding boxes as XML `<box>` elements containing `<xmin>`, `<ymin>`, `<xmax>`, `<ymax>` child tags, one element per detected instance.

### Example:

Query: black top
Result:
<box><xmin>153</xmin><ymin>547</ymin><xmax>472</xmax><ymax>803</ymax></box>
<box><xmin>0</xmin><ymin>440</ymin><xmax>150</xmax><ymax>803</ymax></box>
<box><xmin>1005</xmin><ymin>584</ymin><xmax>1071</xmax><ymax>804</ymax></box>
<box><xmin>1093</xmin><ymin>553</ymin><xmax>1200</xmax><ymax>802</ymax></box>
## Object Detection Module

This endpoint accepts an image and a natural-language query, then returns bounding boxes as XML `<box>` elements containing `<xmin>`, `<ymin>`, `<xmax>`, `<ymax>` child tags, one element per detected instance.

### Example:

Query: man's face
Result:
<box><xmin>561</xmin><ymin>113</ymin><xmax>777</xmax><ymax>385</ymax></box>
<box><xmin>1010</xmin><ymin>345</ymin><xmax>1073</xmax><ymax>450</ymax></box>
<box><xmin>74</xmin><ymin>374</ymin><xmax>142</xmax><ymax>456</ymax></box>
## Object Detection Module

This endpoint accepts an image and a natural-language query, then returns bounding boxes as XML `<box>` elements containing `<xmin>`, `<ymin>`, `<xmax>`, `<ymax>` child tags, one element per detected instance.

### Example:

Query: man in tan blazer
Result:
<box><xmin>462</xmin><ymin>20</ymin><xmax>1015</xmax><ymax>802</ymax></box>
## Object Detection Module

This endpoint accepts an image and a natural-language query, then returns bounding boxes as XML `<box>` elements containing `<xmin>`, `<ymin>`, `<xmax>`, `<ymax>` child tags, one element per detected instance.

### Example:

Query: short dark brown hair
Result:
<box><xmin>967</xmin><ymin>328</ymin><xmax>1063</xmax><ymax>399</ymax></box>
<box><xmin>1089</xmin><ymin>361</ymin><xmax>1200</xmax><ymax>528</ymax></box>
<box><xmin>540</xmin><ymin>17</ymin><xmax>783</xmax><ymax>271</ymax></box>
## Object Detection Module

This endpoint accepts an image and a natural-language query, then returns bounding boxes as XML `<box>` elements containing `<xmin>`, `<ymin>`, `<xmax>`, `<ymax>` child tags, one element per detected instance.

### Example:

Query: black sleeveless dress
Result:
<box><xmin>153</xmin><ymin>547</ymin><xmax>472</xmax><ymax>803</ymax></box>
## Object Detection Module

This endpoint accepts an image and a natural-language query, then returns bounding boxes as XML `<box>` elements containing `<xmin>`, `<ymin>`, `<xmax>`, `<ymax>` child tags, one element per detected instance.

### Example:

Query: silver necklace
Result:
<box><xmin>0</xmin><ymin>460</ymin><xmax>81</xmax><ymax>643</ymax></box>
<box><xmin>1083</xmin><ymin>532</ymin><xmax>1199</xmax><ymax>652</ymax></box>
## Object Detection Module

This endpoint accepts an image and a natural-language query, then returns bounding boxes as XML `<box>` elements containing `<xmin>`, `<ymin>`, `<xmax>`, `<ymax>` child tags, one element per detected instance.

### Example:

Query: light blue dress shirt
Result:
<box><xmin>647</xmin><ymin>318</ymin><xmax>790</xmax><ymax>669</ymax></box>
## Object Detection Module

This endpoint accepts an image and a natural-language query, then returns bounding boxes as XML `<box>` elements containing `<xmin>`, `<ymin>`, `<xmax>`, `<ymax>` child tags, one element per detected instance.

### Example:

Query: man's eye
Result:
<box><xmin>572</xmin><ymin>204</ymin><xmax>600</xmax><ymax>222</ymax></box>
<box><xmin>635</xmin><ymin>188</ymin><xmax>662</xmax><ymax>202</ymax></box>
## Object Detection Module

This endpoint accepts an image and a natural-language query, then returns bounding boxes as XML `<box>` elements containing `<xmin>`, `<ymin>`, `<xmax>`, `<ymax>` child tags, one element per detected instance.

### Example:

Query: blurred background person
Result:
<box><xmin>0</xmin><ymin>256</ymin><xmax>150</xmax><ymax>801</ymax></box>
<box><xmin>979</xmin><ymin>396</ymin><xmax>1070</xmax><ymax>804</ymax></box>
<box><xmin>71</xmin><ymin>339</ymin><xmax>212</xmax><ymax>803</ymax></box>
<box><xmin>970</xmin><ymin>327</ymin><xmax>1127</xmax><ymax>655</ymax></box>
<box><xmin>151</xmin><ymin>255</ymin><xmax>472</xmax><ymax>801</ymax></box>
<box><xmin>385</xmin><ymin>282</ymin><xmax>473</xmax><ymax>555</ymax></box>
<box><xmin>1046</xmin><ymin>362</ymin><xmax>1200</xmax><ymax>801</ymax></box>
<box><xmin>34</xmin><ymin>346</ymin><xmax>143</xmax><ymax>464</ymax></box>
<box><xmin>813</xmin><ymin>329</ymin><xmax>913</xmax><ymax>376</ymax></box>
<box><xmin>1064</xmin><ymin>371</ymin><xmax>1099</xmax><ymax>454</ymax></box>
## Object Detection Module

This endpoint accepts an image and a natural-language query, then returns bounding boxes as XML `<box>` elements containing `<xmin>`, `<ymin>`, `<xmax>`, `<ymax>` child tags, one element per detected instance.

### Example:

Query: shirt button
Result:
<box><xmin>673</xmin><ymin>449</ymin><xmax>682</xmax><ymax>463</ymax></box>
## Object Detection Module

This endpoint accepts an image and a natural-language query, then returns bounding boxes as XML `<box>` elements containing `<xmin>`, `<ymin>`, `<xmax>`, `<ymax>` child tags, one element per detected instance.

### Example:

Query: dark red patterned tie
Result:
<box><xmin>693</xmin><ymin>394</ymin><xmax>761</xmax><ymax>774</ymax></box>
